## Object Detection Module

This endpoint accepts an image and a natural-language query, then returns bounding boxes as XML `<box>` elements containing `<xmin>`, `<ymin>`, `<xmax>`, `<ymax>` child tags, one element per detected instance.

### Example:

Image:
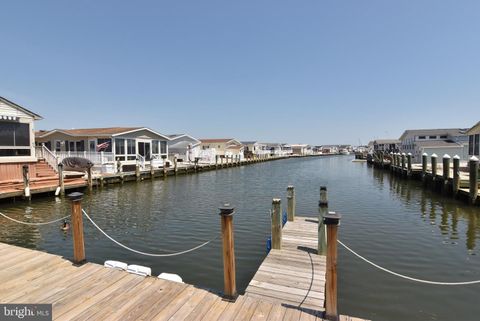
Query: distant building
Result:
<box><xmin>466</xmin><ymin>121</ymin><xmax>480</xmax><ymax>157</ymax></box>
<box><xmin>199</xmin><ymin>139</ymin><xmax>244</xmax><ymax>160</ymax></box>
<box><xmin>399</xmin><ymin>128</ymin><xmax>469</xmax><ymax>160</ymax></box>
<box><xmin>281</xmin><ymin>144</ymin><xmax>293</xmax><ymax>156</ymax></box>
<box><xmin>241</xmin><ymin>141</ymin><xmax>269</xmax><ymax>158</ymax></box>
<box><xmin>290</xmin><ymin>144</ymin><xmax>312</xmax><ymax>156</ymax></box>
<box><xmin>322</xmin><ymin>146</ymin><xmax>338</xmax><ymax>154</ymax></box>
<box><xmin>168</xmin><ymin>134</ymin><xmax>201</xmax><ymax>163</ymax></box>
<box><xmin>373</xmin><ymin>139</ymin><xmax>400</xmax><ymax>153</ymax></box>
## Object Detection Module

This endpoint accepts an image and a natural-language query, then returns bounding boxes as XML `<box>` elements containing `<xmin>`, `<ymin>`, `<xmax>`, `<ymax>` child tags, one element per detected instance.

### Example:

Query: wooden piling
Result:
<box><xmin>453</xmin><ymin>155</ymin><xmax>460</xmax><ymax>196</ymax></box>
<box><xmin>287</xmin><ymin>186</ymin><xmax>295</xmax><ymax>221</ymax></box>
<box><xmin>215</xmin><ymin>155</ymin><xmax>219</xmax><ymax>169</ymax></box>
<box><xmin>324</xmin><ymin>211</ymin><xmax>341</xmax><ymax>321</ymax></box>
<box><xmin>22</xmin><ymin>165</ymin><xmax>30</xmax><ymax>199</ymax></box>
<box><xmin>470</xmin><ymin>156</ymin><xmax>479</xmax><ymax>205</ymax></box>
<box><xmin>69</xmin><ymin>192</ymin><xmax>85</xmax><ymax>264</ymax></box>
<box><xmin>162</xmin><ymin>156</ymin><xmax>167</xmax><ymax>178</ymax></box>
<box><xmin>431</xmin><ymin>154</ymin><xmax>438</xmax><ymax>180</ymax></box>
<box><xmin>422</xmin><ymin>153</ymin><xmax>428</xmax><ymax>182</ymax></box>
<box><xmin>87</xmin><ymin>167</ymin><xmax>93</xmax><ymax>190</ymax></box>
<box><xmin>271</xmin><ymin>198</ymin><xmax>282</xmax><ymax>250</ymax></box>
<box><xmin>442</xmin><ymin>154</ymin><xmax>451</xmax><ymax>193</ymax></box>
<box><xmin>174</xmin><ymin>156</ymin><xmax>178</xmax><ymax>175</ymax></box>
<box><xmin>407</xmin><ymin>153</ymin><xmax>412</xmax><ymax>177</ymax></box>
<box><xmin>318</xmin><ymin>186</ymin><xmax>328</xmax><ymax>256</ymax></box>
<box><xmin>150</xmin><ymin>159</ymin><xmax>155</xmax><ymax>178</ymax></box>
<box><xmin>135</xmin><ymin>163</ymin><xmax>140</xmax><ymax>182</ymax></box>
<box><xmin>58</xmin><ymin>163</ymin><xmax>65</xmax><ymax>196</ymax></box>
<box><xmin>401</xmin><ymin>153</ymin><xmax>406</xmax><ymax>175</ymax></box>
<box><xmin>219</xmin><ymin>204</ymin><xmax>237</xmax><ymax>301</ymax></box>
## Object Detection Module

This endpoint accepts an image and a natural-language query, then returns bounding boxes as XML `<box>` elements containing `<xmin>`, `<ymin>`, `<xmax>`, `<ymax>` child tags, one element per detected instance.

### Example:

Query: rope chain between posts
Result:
<box><xmin>338</xmin><ymin>239</ymin><xmax>480</xmax><ymax>286</ymax></box>
<box><xmin>82</xmin><ymin>209</ymin><xmax>219</xmax><ymax>257</ymax></box>
<box><xmin>0</xmin><ymin>211</ymin><xmax>69</xmax><ymax>226</ymax></box>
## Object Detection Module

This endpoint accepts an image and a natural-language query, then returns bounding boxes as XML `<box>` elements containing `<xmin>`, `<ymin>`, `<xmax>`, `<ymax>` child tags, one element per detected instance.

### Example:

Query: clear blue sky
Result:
<box><xmin>1</xmin><ymin>0</ymin><xmax>479</xmax><ymax>145</ymax></box>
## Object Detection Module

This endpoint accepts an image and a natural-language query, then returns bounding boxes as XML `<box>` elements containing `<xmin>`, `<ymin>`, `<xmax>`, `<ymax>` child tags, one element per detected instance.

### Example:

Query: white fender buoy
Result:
<box><xmin>158</xmin><ymin>273</ymin><xmax>183</xmax><ymax>283</ymax></box>
<box><xmin>104</xmin><ymin>260</ymin><xmax>128</xmax><ymax>271</ymax></box>
<box><xmin>127</xmin><ymin>264</ymin><xmax>152</xmax><ymax>277</ymax></box>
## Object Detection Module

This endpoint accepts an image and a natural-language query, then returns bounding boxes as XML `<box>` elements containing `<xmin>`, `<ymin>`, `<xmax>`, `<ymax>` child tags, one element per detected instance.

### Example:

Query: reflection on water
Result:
<box><xmin>1</xmin><ymin>156</ymin><xmax>480</xmax><ymax>321</ymax></box>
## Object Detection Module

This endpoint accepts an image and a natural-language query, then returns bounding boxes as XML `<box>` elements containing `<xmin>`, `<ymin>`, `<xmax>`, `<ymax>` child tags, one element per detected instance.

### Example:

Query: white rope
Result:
<box><xmin>0</xmin><ymin>211</ymin><xmax>69</xmax><ymax>226</ymax></box>
<box><xmin>338</xmin><ymin>239</ymin><xmax>480</xmax><ymax>285</ymax></box>
<box><xmin>82</xmin><ymin>209</ymin><xmax>218</xmax><ymax>257</ymax></box>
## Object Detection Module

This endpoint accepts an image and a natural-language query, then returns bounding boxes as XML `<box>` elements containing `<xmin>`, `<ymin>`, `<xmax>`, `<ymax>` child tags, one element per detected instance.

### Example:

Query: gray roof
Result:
<box><xmin>399</xmin><ymin>128</ymin><xmax>468</xmax><ymax>141</ymax></box>
<box><xmin>240</xmin><ymin>141</ymin><xmax>258</xmax><ymax>145</ymax></box>
<box><xmin>373</xmin><ymin>139</ymin><xmax>400</xmax><ymax>144</ymax></box>
<box><xmin>415</xmin><ymin>140</ymin><xmax>464</xmax><ymax>148</ymax></box>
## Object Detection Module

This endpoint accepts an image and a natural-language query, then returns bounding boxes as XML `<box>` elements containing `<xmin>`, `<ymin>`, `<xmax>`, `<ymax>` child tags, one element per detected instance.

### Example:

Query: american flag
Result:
<box><xmin>96</xmin><ymin>141</ymin><xmax>110</xmax><ymax>151</ymax></box>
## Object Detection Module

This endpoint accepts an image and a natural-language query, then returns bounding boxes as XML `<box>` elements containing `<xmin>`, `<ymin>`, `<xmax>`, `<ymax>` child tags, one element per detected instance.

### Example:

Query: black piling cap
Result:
<box><xmin>323</xmin><ymin>211</ymin><xmax>341</xmax><ymax>225</ymax></box>
<box><xmin>320</xmin><ymin>186</ymin><xmax>327</xmax><ymax>191</ymax></box>
<box><xmin>219</xmin><ymin>203</ymin><xmax>235</xmax><ymax>216</ymax></box>
<box><xmin>68</xmin><ymin>192</ymin><xmax>84</xmax><ymax>202</ymax></box>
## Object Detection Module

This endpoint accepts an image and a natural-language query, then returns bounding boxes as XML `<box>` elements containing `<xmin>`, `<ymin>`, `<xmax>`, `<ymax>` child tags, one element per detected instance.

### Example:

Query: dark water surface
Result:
<box><xmin>1</xmin><ymin>156</ymin><xmax>479</xmax><ymax>321</ymax></box>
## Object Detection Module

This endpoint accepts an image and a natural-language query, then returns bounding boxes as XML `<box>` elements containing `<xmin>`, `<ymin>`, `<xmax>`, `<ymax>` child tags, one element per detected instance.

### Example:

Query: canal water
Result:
<box><xmin>1</xmin><ymin>156</ymin><xmax>479</xmax><ymax>321</ymax></box>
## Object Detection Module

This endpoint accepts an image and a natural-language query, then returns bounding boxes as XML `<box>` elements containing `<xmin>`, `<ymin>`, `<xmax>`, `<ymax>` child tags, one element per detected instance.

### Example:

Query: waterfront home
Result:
<box><xmin>467</xmin><ymin>121</ymin><xmax>480</xmax><ymax>157</ymax></box>
<box><xmin>281</xmin><ymin>143</ymin><xmax>293</xmax><ymax>156</ymax></box>
<box><xmin>322</xmin><ymin>145</ymin><xmax>339</xmax><ymax>154</ymax></box>
<box><xmin>168</xmin><ymin>134</ymin><xmax>201</xmax><ymax>163</ymax></box>
<box><xmin>0</xmin><ymin>96</ymin><xmax>44</xmax><ymax>181</ymax></box>
<box><xmin>264</xmin><ymin>143</ymin><xmax>283</xmax><ymax>156</ymax></box>
<box><xmin>241</xmin><ymin>141</ymin><xmax>269</xmax><ymax>158</ymax></box>
<box><xmin>399</xmin><ymin>128</ymin><xmax>469</xmax><ymax>161</ymax></box>
<box><xmin>373</xmin><ymin>139</ymin><xmax>400</xmax><ymax>153</ymax></box>
<box><xmin>413</xmin><ymin>140</ymin><xmax>468</xmax><ymax>161</ymax></box>
<box><xmin>199</xmin><ymin>139</ymin><xmax>244</xmax><ymax>160</ymax></box>
<box><xmin>291</xmin><ymin>144</ymin><xmax>312</xmax><ymax>156</ymax></box>
<box><xmin>36</xmin><ymin>127</ymin><xmax>170</xmax><ymax>172</ymax></box>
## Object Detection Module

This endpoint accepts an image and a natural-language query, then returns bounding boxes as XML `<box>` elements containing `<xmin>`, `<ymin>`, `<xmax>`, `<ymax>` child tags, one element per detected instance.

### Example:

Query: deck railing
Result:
<box><xmin>55</xmin><ymin>151</ymin><xmax>115</xmax><ymax>165</ymax></box>
<box><xmin>35</xmin><ymin>144</ymin><xmax>59</xmax><ymax>172</ymax></box>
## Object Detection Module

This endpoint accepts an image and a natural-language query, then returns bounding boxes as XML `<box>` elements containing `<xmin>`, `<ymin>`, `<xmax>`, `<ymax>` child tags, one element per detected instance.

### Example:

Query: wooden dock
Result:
<box><xmin>0</xmin><ymin>217</ymin><xmax>368</xmax><ymax>320</ymax></box>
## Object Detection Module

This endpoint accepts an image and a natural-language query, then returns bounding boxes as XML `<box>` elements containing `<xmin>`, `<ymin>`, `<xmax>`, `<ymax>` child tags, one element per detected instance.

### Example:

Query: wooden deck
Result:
<box><xmin>245</xmin><ymin>217</ymin><xmax>325</xmax><ymax>311</ymax></box>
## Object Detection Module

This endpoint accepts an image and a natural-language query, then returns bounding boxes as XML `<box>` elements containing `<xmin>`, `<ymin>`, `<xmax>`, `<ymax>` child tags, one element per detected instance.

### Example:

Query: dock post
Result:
<box><xmin>150</xmin><ymin>159</ymin><xmax>155</xmax><ymax>179</ymax></box>
<box><xmin>174</xmin><ymin>156</ymin><xmax>178</xmax><ymax>175</ymax></box>
<box><xmin>271</xmin><ymin>198</ymin><xmax>282</xmax><ymax>250</ymax></box>
<box><xmin>389</xmin><ymin>152</ymin><xmax>394</xmax><ymax>172</ymax></box>
<box><xmin>22</xmin><ymin>164</ymin><xmax>30</xmax><ymax>199</ymax></box>
<box><xmin>401</xmin><ymin>153</ymin><xmax>406</xmax><ymax>176</ymax></box>
<box><xmin>162</xmin><ymin>156</ymin><xmax>167</xmax><ymax>177</ymax></box>
<box><xmin>69</xmin><ymin>192</ymin><xmax>85</xmax><ymax>264</ymax></box>
<box><xmin>219</xmin><ymin>204</ymin><xmax>237</xmax><ymax>301</ymax></box>
<box><xmin>453</xmin><ymin>155</ymin><xmax>460</xmax><ymax>196</ymax></box>
<box><xmin>58</xmin><ymin>163</ymin><xmax>65</xmax><ymax>196</ymax></box>
<box><xmin>443</xmin><ymin>154</ymin><xmax>451</xmax><ymax>193</ymax></box>
<box><xmin>87</xmin><ymin>167</ymin><xmax>93</xmax><ymax>190</ymax></box>
<box><xmin>469</xmin><ymin>156</ymin><xmax>479</xmax><ymax>205</ymax></box>
<box><xmin>324</xmin><ymin>211</ymin><xmax>341</xmax><ymax>321</ymax></box>
<box><xmin>407</xmin><ymin>153</ymin><xmax>412</xmax><ymax>177</ymax></box>
<box><xmin>422</xmin><ymin>153</ymin><xmax>428</xmax><ymax>182</ymax></box>
<box><xmin>135</xmin><ymin>163</ymin><xmax>140</xmax><ymax>182</ymax></box>
<box><xmin>116</xmin><ymin>158</ymin><xmax>122</xmax><ymax>173</ymax></box>
<box><xmin>220</xmin><ymin>156</ymin><xmax>224</xmax><ymax>168</ymax></box>
<box><xmin>431</xmin><ymin>154</ymin><xmax>438</xmax><ymax>181</ymax></box>
<box><xmin>287</xmin><ymin>186</ymin><xmax>295</xmax><ymax>221</ymax></box>
<box><xmin>215</xmin><ymin>155</ymin><xmax>218</xmax><ymax>169</ymax></box>
<box><xmin>318</xmin><ymin>186</ymin><xmax>328</xmax><ymax>255</ymax></box>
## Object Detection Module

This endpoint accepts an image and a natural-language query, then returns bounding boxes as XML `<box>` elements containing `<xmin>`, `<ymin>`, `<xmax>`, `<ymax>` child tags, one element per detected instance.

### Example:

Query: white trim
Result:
<box><xmin>112</xmin><ymin>127</ymin><xmax>171</xmax><ymax>141</ymax></box>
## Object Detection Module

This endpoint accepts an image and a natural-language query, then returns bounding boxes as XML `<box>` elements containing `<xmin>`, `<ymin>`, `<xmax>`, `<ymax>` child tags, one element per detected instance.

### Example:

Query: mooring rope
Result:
<box><xmin>338</xmin><ymin>239</ymin><xmax>480</xmax><ymax>285</ymax></box>
<box><xmin>0</xmin><ymin>211</ymin><xmax>69</xmax><ymax>226</ymax></box>
<box><xmin>82</xmin><ymin>209</ymin><xmax>219</xmax><ymax>257</ymax></box>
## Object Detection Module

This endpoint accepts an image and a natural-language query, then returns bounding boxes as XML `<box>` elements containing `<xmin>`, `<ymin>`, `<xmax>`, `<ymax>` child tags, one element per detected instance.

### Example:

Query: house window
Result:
<box><xmin>429</xmin><ymin>135</ymin><xmax>437</xmax><ymax>139</ymax></box>
<box><xmin>126</xmin><ymin>139</ymin><xmax>136</xmax><ymax>155</ymax></box>
<box><xmin>76</xmin><ymin>141</ymin><xmax>85</xmax><ymax>152</ymax></box>
<box><xmin>160</xmin><ymin>141</ymin><xmax>167</xmax><ymax>154</ymax></box>
<box><xmin>440</xmin><ymin>135</ymin><xmax>447</xmax><ymax>139</ymax></box>
<box><xmin>475</xmin><ymin>134</ymin><xmax>480</xmax><ymax>156</ymax></box>
<box><xmin>115</xmin><ymin>139</ymin><xmax>125</xmax><ymax>155</ymax></box>
<box><xmin>0</xmin><ymin>122</ymin><xmax>31</xmax><ymax>157</ymax></box>
<box><xmin>55</xmin><ymin>141</ymin><xmax>61</xmax><ymax>152</ymax></box>
<box><xmin>152</xmin><ymin>140</ymin><xmax>159</xmax><ymax>154</ymax></box>
<box><xmin>419</xmin><ymin>136</ymin><xmax>426</xmax><ymax>139</ymax></box>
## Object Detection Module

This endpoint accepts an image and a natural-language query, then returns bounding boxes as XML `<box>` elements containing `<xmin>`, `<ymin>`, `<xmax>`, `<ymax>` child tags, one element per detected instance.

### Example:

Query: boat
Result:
<box><xmin>339</xmin><ymin>148</ymin><xmax>350</xmax><ymax>155</ymax></box>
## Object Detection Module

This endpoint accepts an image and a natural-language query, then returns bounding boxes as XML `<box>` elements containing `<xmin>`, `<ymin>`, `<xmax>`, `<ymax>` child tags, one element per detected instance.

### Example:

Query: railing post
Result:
<box><xmin>22</xmin><ymin>165</ymin><xmax>31</xmax><ymax>199</ymax></box>
<box><xmin>407</xmin><ymin>153</ymin><xmax>412</xmax><ymax>177</ymax></box>
<box><xmin>318</xmin><ymin>186</ymin><xmax>328</xmax><ymax>255</ymax></box>
<box><xmin>431</xmin><ymin>153</ymin><xmax>438</xmax><ymax>180</ymax></box>
<box><xmin>324</xmin><ymin>211</ymin><xmax>341</xmax><ymax>321</ymax></box>
<box><xmin>287</xmin><ymin>186</ymin><xmax>295</xmax><ymax>222</ymax></box>
<box><xmin>69</xmin><ymin>192</ymin><xmax>85</xmax><ymax>264</ymax></box>
<box><xmin>453</xmin><ymin>155</ymin><xmax>460</xmax><ymax>196</ymax></box>
<box><xmin>422</xmin><ymin>153</ymin><xmax>428</xmax><ymax>182</ymax></box>
<box><xmin>271</xmin><ymin>198</ymin><xmax>282</xmax><ymax>250</ymax></box>
<box><xmin>470</xmin><ymin>156</ymin><xmax>479</xmax><ymax>205</ymax></box>
<box><xmin>58</xmin><ymin>163</ymin><xmax>65</xmax><ymax>196</ymax></box>
<box><xmin>219</xmin><ymin>204</ymin><xmax>237</xmax><ymax>301</ymax></box>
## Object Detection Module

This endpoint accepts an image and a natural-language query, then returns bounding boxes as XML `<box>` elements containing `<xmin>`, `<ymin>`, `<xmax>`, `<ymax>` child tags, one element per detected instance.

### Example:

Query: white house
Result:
<box><xmin>467</xmin><ymin>121</ymin><xmax>480</xmax><ymax>158</ymax></box>
<box><xmin>0</xmin><ymin>96</ymin><xmax>43</xmax><ymax>181</ymax></box>
<box><xmin>281</xmin><ymin>144</ymin><xmax>293</xmax><ymax>156</ymax></box>
<box><xmin>168</xmin><ymin>134</ymin><xmax>201</xmax><ymax>163</ymax></box>
<box><xmin>199</xmin><ymin>139</ymin><xmax>244</xmax><ymax>161</ymax></box>
<box><xmin>399</xmin><ymin>128</ymin><xmax>469</xmax><ymax>161</ymax></box>
<box><xmin>241</xmin><ymin>141</ymin><xmax>269</xmax><ymax>158</ymax></box>
<box><xmin>373</xmin><ymin>139</ymin><xmax>400</xmax><ymax>153</ymax></box>
<box><xmin>291</xmin><ymin>144</ymin><xmax>312</xmax><ymax>156</ymax></box>
<box><xmin>36</xmin><ymin>127</ymin><xmax>170</xmax><ymax>172</ymax></box>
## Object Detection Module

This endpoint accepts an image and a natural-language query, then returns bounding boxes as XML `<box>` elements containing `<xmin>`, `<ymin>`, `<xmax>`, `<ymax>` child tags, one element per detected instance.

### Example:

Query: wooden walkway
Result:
<box><xmin>245</xmin><ymin>217</ymin><xmax>325</xmax><ymax>311</ymax></box>
<box><xmin>0</xmin><ymin>218</ymin><xmax>368</xmax><ymax>321</ymax></box>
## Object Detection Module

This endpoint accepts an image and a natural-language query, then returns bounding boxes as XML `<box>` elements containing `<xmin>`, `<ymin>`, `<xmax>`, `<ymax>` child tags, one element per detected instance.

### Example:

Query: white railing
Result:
<box><xmin>136</xmin><ymin>154</ymin><xmax>145</xmax><ymax>169</ymax></box>
<box><xmin>55</xmin><ymin>151</ymin><xmax>115</xmax><ymax>165</ymax></box>
<box><xmin>36</xmin><ymin>144</ymin><xmax>59</xmax><ymax>172</ymax></box>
